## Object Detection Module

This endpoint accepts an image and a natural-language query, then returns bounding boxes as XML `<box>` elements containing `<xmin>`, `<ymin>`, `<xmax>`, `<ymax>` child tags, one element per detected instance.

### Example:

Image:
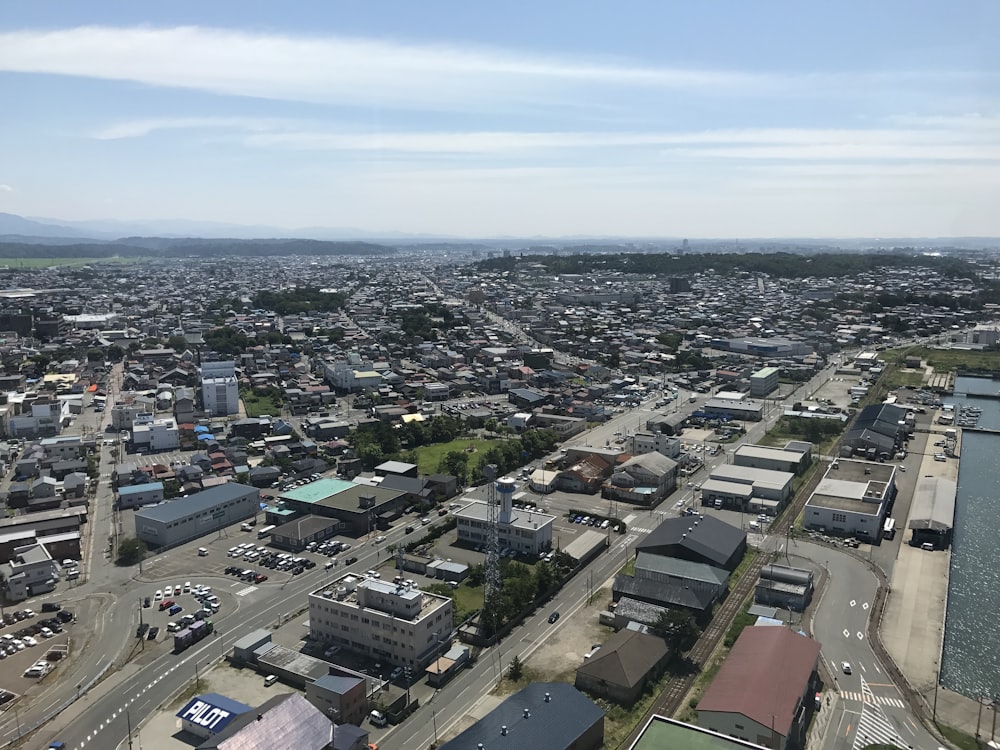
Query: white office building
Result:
<box><xmin>130</xmin><ymin>416</ymin><xmax>180</xmax><ymax>451</ymax></box>
<box><xmin>804</xmin><ymin>459</ymin><xmax>896</xmax><ymax>541</ymax></box>
<box><xmin>452</xmin><ymin>479</ymin><xmax>555</xmax><ymax>556</ymax></box>
<box><xmin>201</xmin><ymin>361</ymin><xmax>239</xmax><ymax>416</ymax></box>
<box><xmin>309</xmin><ymin>575</ymin><xmax>453</xmax><ymax>671</ymax></box>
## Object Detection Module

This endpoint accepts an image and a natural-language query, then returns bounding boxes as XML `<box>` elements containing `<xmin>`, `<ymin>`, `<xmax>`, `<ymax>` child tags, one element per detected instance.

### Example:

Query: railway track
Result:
<box><xmin>620</xmin><ymin>452</ymin><xmax>831</xmax><ymax>748</ymax></box>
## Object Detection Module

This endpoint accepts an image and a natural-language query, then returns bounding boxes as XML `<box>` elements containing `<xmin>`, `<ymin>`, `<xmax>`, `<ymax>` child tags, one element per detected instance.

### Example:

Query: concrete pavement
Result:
<box><xmin>878</xmin><ymin>421</ymin><xmax>987</xmax><ymax>740</ymax></box>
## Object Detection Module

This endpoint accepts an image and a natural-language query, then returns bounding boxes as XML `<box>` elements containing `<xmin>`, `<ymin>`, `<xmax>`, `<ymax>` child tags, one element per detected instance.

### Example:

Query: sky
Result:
<box><xmin>1</xmin><ymin>1</ymin><xmax>999</xmax><ymax>239</ymax></box>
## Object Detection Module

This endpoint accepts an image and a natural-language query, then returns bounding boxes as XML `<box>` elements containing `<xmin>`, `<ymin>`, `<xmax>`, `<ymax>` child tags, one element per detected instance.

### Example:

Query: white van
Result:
<box><xmin>197</xmin><ymin>548</ymin><xmax>208</xmax><ymax>557</ymax></box>
<box><xmin>370</xmin><ymin>710</ymin><xmax>388</xmax><ymax>727</ymax></box>
<box><xmin>264</xmin><ymin>674</ymin><xmax>279</xmax><ymax>687</ymax></box>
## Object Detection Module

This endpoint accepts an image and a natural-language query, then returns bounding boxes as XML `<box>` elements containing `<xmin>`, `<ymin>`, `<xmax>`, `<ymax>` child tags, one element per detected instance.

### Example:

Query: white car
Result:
<box><xmin>842</xmin><ymin>661</ymin><xmax>852</xmax><ymax>675</ymax></box>
<box><xmin>23</xmin><ymin>635</ymin><xmax>38</xmax><ymax>647</ymax></box>
<box><xmin>22</xmin><ymin>609</ymin><xmax>36</xmax><ymax>618</ymax></box>
<box><xmin>163</xmin><ymin>586</ymin><xmax>173</xmax><ymax>597</ymax></box>
<box><xmin>40</xmin><ymin>627</ymin><xmax>54</xmax><ymax>638</ymax></box>
<box><xmin>374</xmin><ymin>535</ymin><xmax>387</xmax><ymax>543</ymax></box>
<box><xmin>183</xmin><ymin>582</ymin><xmax>191</xmax><ymax>593</ymax></box>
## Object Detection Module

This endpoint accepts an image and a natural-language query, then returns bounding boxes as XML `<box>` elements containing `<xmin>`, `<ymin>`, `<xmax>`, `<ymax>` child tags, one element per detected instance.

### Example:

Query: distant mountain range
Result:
<box><xmin>0</xmin><ymin>212</ymin><xmax>449</xmax><ymax>243</ymax></box>
<box><xmin>0</xmin><ymin>211</ymin><xmax>998</xmax><ymax>250</ymax></box>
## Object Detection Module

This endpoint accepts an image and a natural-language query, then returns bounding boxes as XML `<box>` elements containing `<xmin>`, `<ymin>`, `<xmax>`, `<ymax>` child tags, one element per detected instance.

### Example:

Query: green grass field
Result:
<box><xmin>410</xmin><ymin>437</ymin><xmax>509</xmax><ymax>475</ymax></box>
<box><xmin>0</xmin><ymin>257</ymin><xmax>134</xmax><ymax>268</ymax></box>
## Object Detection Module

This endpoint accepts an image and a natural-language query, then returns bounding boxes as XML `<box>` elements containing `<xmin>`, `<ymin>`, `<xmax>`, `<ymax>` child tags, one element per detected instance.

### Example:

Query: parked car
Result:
<box><xmin>147</xmin><ymin>626</ymin><xmax>159</xmax><ymax>640</ymax></box>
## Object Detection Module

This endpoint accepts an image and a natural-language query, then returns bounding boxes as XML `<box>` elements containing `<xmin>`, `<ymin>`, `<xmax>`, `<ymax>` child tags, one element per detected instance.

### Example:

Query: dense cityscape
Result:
<box><xmin>0</xmin><ymin>240</ymin><xmax>998</xmax><ymax>750</ymax></box>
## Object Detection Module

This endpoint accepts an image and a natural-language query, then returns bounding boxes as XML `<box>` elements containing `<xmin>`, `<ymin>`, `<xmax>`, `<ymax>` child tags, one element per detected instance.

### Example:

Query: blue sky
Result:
<box><xmin>0</xmin><ymin>1</ymin><xmax>998</xmax><ymax>238</ymax></box>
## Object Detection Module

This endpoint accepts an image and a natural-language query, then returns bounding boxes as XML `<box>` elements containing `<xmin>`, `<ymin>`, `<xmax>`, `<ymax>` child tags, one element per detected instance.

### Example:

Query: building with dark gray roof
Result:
<box><xmin>133</xmin><ymin>482</ymin><xmax>258</xmax><ymax>548</ymax></box>
<box><xmin>635</xmin><ymin>514</ymin><xmax>747</xmax><ymax>571</ymax></box>
<box><xmin>437</xmin><ymin>682</ymin><xmax>604</xmax><ymax>750</ymax></box>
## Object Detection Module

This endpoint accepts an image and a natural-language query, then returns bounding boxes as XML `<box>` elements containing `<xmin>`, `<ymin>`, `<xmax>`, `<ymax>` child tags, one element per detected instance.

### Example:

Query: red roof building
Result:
<box><xmin>697</xmin><ymin>626</ymin><xmax>821</xmax><ymax>750</ymax></box>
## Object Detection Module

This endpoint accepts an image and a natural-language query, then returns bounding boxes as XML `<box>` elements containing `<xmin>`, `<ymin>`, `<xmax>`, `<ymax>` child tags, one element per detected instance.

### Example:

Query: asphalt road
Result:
<box><xmin>806</xmin><ymin>540</ymin><xmax>940</xmax><ymax>750</ymax></box>
<box><xmin>12</xmin><ymin>525</ymin><xmax>396</xmax><ymax>750</ymax></box>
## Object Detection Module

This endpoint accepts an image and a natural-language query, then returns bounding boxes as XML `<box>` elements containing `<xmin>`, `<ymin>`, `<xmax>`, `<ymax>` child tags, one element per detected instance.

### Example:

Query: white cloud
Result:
<box><xmin>0</xmin><ymin>184</ymin><xmax>12</xmax><ymax>192</ymax></box>
<box><xmin>91</xmin><ymin>116</ymin><xmax>294</xmax><ymax>140</ymax></box>
<box><xmin>0</xmin><ymin>25</ymin><xmax>768</xmax><ymax>110</ymax></box>
<box><xmin>232</xmin><ymin>123</ymin><xmax>1000</xmax><ymax>164</ymax></box>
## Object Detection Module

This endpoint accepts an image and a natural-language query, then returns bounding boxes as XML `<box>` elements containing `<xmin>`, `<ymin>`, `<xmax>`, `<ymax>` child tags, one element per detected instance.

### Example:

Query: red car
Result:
<box><xmin>254</xmin><ymin>574</ymin><xmax>268</xmax><ymax>583</ymax></box>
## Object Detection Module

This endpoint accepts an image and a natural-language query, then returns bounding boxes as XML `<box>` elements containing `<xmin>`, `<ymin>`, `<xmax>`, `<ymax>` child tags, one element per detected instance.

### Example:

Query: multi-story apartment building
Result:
<box><xmin>309</xmin><ymin>575</ymin><xmax>453</xmax><ymax>672</ymax></box>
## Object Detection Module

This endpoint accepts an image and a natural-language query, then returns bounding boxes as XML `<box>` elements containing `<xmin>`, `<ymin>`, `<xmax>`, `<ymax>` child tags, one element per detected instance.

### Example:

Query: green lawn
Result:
<box><xmin>410</xmin><ymin>437</ymin><xmax>509</xmax><ymax>476</ymax></box>
<box><xmin>0</xmin><ymin>257</ymin><xmax>134</xmax><ymax>268</ymax></box>
<box><xmin>240</xmin><ymin>391</ymin><xmax>282</xmax><ymax>418</ymax></box>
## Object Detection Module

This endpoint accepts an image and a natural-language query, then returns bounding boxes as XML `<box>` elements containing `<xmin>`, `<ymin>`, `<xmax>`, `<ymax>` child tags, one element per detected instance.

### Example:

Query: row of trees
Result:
<box><xmin>436</xmin><ymin>428</ymin><xmax>559</xmax><ymax>485</ymax></box>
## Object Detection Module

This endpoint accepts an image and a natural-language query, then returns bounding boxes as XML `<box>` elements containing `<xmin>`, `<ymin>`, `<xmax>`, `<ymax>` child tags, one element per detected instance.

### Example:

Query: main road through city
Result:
<box><xmin>5</xmin><ymin>348</ymin><xmax>946</xmax><ymax>750</ymax></box>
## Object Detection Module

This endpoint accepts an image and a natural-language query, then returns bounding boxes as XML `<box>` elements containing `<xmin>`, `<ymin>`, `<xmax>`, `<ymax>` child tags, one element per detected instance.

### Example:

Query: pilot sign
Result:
<box><xmin>177</xmin><ymin>693</ymin><xmax>251</xmax><ymax>736</ymax></box>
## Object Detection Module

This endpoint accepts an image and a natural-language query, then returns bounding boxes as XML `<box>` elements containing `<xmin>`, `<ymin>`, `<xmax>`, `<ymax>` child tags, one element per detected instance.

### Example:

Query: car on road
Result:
<box><xmin>547</xmin><ymin>611</ymin><xmax>560</xmax><ymax>624</ymax></box>
<box><xmin>324</xmin><ymin>560</ymin><xmax>336</xmax><ymax>570</ymax></box>
<box><xmin>842</xmin><ymin>661</ymin><xmax>852</xmax><ymax>675</ymax></box>
<box><xmin>345</xmin><ymin>556</ymin><xmax>358</xmax><ymax>565</ymax></box>
<box><xmin>374</xmin><ymin>535</ymin><xmax>387</xmax><ymax>543</ymax></box>
<box><xmin>390</xmin><ymin>666</ymin><xmax>404</xmax><ymax>681</ymax></box>
<box><xmin>420</xmin><ymin>517</ymin><xmax>431</xmax><ymax>525</ymax></box>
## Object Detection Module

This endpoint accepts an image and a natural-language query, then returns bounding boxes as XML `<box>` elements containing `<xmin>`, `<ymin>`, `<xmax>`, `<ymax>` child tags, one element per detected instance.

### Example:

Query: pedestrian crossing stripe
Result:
<box><xmin>235</xmin><ymin>586</ymin><xmax>257</xmax><ymax>597</ymax></box>
<box><xmin>851</xmin><ymin>676</ymin><xmax>909</xmax><ymax>750</ymax></box>
<box><xmin>839</xmin><ymin>691</ymin><xmax>906</xmax><ymax>708</ymax></box>
<box><xmin>631</xmin><ymin>527</ymin><xmax>653</xmax><ymax>534</ymax></box>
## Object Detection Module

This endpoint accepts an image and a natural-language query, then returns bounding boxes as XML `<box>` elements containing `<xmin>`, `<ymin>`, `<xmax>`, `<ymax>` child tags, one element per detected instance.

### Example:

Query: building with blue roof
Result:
<box><xmin>133</xmin><ymin>483</ymin><xmax>258</xmax><ymax>548</ymax></box>
<box><xmin>176</xmin><ymin>693</ymin><xmax>252</xmax><ymax>740</ymax></box>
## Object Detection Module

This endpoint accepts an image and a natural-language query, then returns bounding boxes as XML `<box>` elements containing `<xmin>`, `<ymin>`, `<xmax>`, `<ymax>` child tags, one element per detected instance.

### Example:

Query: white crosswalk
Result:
<box><xmin>839</xmin><ymin>690</ymin><xmax>906</xmax><ymax>708</ymax></box>
<box><xmin>631</xmin><ymin>526</ymin><xmax>654</xmax><ymax>534</ymax></box>
<box><xmin>235</xmin><ymin>585</ymin><xmax>258</xmax><ymax>597</ymax></box>
<box><xmin>851</xmin><ymin>677</ymin><xmax>909</xmax><ymax>750</ymax></box>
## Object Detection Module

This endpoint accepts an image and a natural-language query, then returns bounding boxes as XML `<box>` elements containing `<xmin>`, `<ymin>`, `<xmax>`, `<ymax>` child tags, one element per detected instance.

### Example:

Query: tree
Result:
<box><xmin>116</xmin><ymin>536</ymin><xmax>147</xmax><ymax>566</ymax></box>
<box><xmin>86</xmin><ymin>348</ymin><xmax>105</xmax><ymax>362</ymax></box>
<box><xmin>650</xmin><ymin>609</ymin><xmax>700</xmax><ymax>652</ymax></box>
<box><xmin>507</xmin><ymin>654</ymin><xmax>524</xmax><ymax>681</ymax></box>
<box><xmin>440</xmin><ymin>450</ymin><xmax>469</xmax><ymax>485</ymax></box>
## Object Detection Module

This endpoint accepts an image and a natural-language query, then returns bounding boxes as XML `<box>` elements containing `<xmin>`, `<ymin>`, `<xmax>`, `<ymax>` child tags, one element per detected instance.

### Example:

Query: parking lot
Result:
<box><xmin>0</xmin><ymin>605</ymin><xmax>76</xmax><ymax>697</ymax></box>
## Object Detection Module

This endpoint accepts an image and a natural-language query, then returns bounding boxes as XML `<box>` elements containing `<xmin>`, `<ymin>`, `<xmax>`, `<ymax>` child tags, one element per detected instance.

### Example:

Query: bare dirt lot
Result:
<box><xmin>501</xmin><ymin>584</ymin><xmax>614</xmax><ymax>687</ymax></box>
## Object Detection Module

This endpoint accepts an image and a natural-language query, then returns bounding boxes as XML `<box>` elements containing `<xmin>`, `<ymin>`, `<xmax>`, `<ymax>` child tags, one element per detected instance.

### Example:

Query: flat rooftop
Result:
<box><xmin>452</xmin><ymin>500</ymin><xmax>555</xmax><ymax>531</ymax></box>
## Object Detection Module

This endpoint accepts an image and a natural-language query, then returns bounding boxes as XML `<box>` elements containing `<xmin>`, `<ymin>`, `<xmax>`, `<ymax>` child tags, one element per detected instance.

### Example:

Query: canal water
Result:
<box><xmin>940</xmin><ymin>376</ymin><xmax>1000</xmax><ymax>698</ymax></box>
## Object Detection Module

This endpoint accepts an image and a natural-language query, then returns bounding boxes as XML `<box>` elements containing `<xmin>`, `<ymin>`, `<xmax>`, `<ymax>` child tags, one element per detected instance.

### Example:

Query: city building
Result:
<box><xmin>749</xmin><ymin>366</ymin><xmax>780</xmax><ymax>398</ymax></box>
<box><xmin>0</xmin><ymin>542</ymin><xmax>59</xmax><ymax>601</ymax></box>
<box><xmin>176</xmin><ymin>693</ymin><xmax>253</xmax><ymax>742</ymax></box>
<box><xmin>574</xmin><ymin>628</ymin><xmax>670</xmax><ymax>706</ymax></box>
<box><xmin>628</xmin><ymin>715</ymin><xmax>771</xmax><ymax>750</ymax></box>
<box><xmin>697</xmin><ymin>626</ymin><xmax>821</xmax><ymax>750</ymax></box>
<box><xmin>130</xmin><ymin>415</ymin><xmax>180</xmax><ymax>451</ymax></box>
<box><xmin>309</xmin><ymin>574</ymin><xmax>454</xmax><ymax>672</ymax></box>
<box><xmin>732</xmin><ymin>442</ymin><xmax>812</xmax><ymax>476</ymax></box>
<box><xmin>437</xmin><ymin>682</ymin><xmax>604</xmax><ymax>750</ymax></box>
<box><xmin>452</xmin><ymin>479</ymin><xmax>555</xmax><ymax>556</ymax></box>
<box><xmin>701</xmin><ymin>464</ymin><xmax>795</xmax><ymax>514</ymax></box>
<box><xmin>195</xmin><ymin>693</ymin><xmax>334</xmax><ymax>750</ymax></box>
<box><xmin>116</xmin><ymin>481</ymin><xmax>165</xmax><ymax>510</ymax></box>
<box><xmin>803</xmin><ymin>459</ymin><xmax>896</xmax><ymax>541</ymax></box>
<box><xmin>754</xmin><ymin>564</ymin><xmax>814</xmax><ymax>612</ymax></box>
<box><xmin>907</xmin><ymin>476</ymin><xmax>956</xmax><ymax>550</ymax></box>
<box><xmin>304</xmin><ymin>671</ymin><xmax>369</xmax><ymax>727</ymax></box>
<box><xmin>133</xmin><ymin>482</ymin><xmax>258</xmax><ymax>548</ymax></box>
<box><xmin>202</xmin><ymin>361</ymin><xmax>240</xmax><ymax>416</ymax></box>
